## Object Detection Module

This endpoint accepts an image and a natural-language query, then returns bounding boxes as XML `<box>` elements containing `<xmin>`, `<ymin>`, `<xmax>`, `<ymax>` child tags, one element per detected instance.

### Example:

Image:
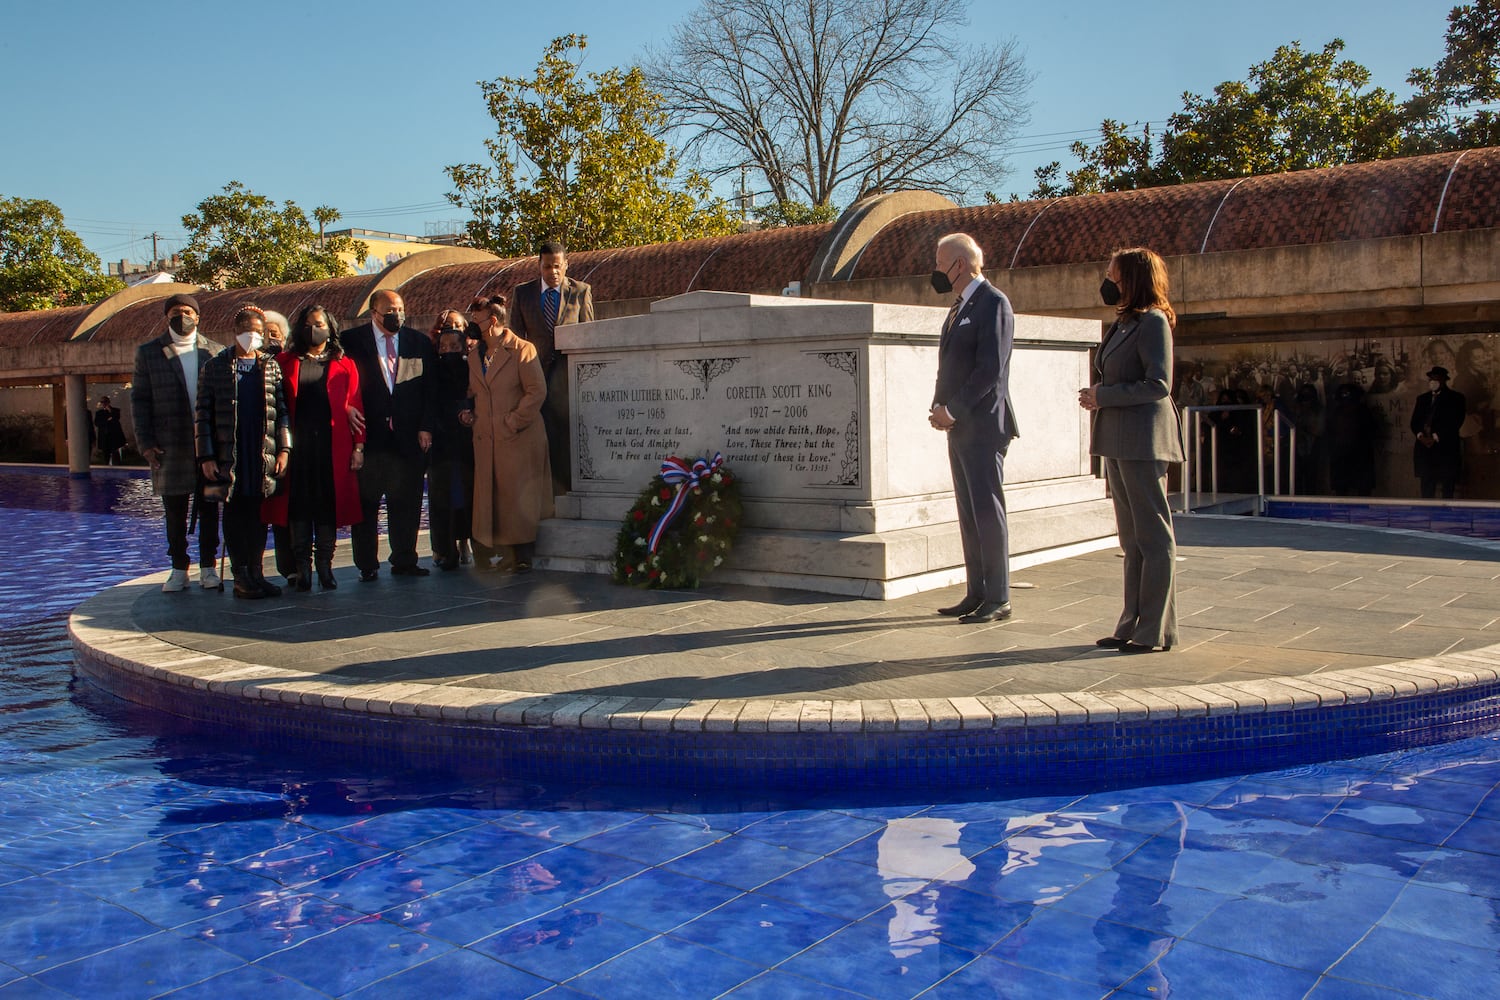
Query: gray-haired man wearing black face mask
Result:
<box><xmin>927</xmin><ymin>233</ymin><xmax>1020</xmax><ymax>624</ymax></box>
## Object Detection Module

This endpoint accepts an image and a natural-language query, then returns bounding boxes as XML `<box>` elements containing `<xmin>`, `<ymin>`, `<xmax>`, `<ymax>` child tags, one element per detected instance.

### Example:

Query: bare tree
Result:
<box><xmin>646</xmin><ymin>0</ymin><xmax>1032</xmax><ymax>210</ymax></box>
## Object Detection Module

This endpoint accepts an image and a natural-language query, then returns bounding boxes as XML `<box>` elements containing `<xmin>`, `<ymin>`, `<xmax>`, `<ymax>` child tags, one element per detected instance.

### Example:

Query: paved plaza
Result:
<box><xmin>76</xmin><ymin>515</ymin><xmax>1500</xmax><ymax>727</ymax></box>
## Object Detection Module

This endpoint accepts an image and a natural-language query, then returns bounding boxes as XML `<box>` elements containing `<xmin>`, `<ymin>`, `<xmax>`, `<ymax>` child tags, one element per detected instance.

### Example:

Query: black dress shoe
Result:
<box><xmin>959</xmin><ymin>601</ymin><xmax>1012</xmax><ymax>624</ymax></box>
<box><xmin>391</xmin><ymin>564</ymin><xmax>430</xmax><ymax>577</ymax></box>
<box><xmin>1119</xmin><ymin>641</ymin><xmax>1172</xmax><ymax>654</ymax></box>
<box><xmin>359</xmin><ymin>569</ymin><xmax>379</xmax><ymax>582</ymax></box>
<box><xmin>938</xmin><ymin>597</ymin><xmax>983</xmax><ymax>617</ymax></box>
<box><xmin>1095</xmin><ymin>636</ymin><xmax>1129</xmax><ymax>649</ymax></box>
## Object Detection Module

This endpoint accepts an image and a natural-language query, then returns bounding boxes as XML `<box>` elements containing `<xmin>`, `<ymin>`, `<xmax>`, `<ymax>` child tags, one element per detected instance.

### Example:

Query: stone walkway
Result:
<box><xmin>71</xmin><ymin>516</ymin><xmax>1500</xmax><ymax>734</ymax></box>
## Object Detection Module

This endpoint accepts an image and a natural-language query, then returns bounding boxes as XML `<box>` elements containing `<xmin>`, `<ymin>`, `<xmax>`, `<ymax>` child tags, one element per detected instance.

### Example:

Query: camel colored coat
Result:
<box><xmin>469</xmin><ymin>328</ymin><xmax>553</xmax><ymax>547</ymax></box>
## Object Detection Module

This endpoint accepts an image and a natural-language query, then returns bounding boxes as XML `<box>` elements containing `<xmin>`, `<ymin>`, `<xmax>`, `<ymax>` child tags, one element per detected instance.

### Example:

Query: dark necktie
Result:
<box><xmin>542</xmin><ymin>286</ymin><xmax>560</xmax><ymax>330</ymax></box>
<box><xmin>942</xmin><ymin>296</ymin><xmax>962</xmax><ymax>335</ymax></box>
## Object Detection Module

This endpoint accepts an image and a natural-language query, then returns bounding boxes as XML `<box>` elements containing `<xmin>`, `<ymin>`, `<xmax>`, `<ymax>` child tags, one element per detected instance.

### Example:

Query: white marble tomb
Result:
<box><xmin>544</xmin><ymin>290</ymin><xmax>1116</xmax><ymax>598</ymax></box>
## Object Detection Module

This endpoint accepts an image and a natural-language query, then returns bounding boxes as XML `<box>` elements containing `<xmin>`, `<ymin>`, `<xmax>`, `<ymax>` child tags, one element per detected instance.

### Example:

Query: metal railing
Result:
<box><xmin>1180</xmin><ymin>404</ymin><xmax>1298</xmax><ymax>513</ymax></box>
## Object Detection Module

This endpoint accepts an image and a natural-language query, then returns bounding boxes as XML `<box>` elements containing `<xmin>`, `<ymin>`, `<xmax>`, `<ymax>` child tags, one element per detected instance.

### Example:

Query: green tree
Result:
<box><xmin>1042</xmin><ymin>40</ymin><xmax>1405</xmax><ymax>196</ymax></box>
<box><xmin>1405</xmin><ymin>1</ymin><xmax>1500</xmax><ymax>151</ymax></box>
<box><xmin>178</xmin><ymin>182</ymin><xmax>366</xmax><ymax>289</ymax></box>
<box><xmin>752</xmin><ymin>200</ymin><xmax>840</xmax><ymax>228</ymax></box>
<box><xmin>0</xmin><ymin>196</ymin><xmax>124</xmax><ymax>312</ymax></box>
<box><xmin>446</xmin><ymin>35</ymin><xmax>738</xmax><ymax>256</ymax></box>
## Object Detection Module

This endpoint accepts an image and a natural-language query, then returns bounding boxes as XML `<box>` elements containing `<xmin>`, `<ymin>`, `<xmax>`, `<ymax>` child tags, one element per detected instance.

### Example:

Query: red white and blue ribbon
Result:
<box><xmin>647</xmin><ymin>452</ymin><xmax>724</xmax><ymax>553</ymax></box>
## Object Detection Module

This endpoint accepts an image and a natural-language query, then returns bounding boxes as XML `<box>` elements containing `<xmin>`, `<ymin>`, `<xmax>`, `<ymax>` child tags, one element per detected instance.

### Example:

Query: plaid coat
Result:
<box><xmin>130</xmin><ymin>331</ymin><xmax>220</xmax><ymax>497</ymax></box>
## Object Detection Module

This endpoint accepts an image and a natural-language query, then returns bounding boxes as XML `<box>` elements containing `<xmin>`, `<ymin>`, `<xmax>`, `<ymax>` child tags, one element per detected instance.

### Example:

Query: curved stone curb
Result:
<box><xmin>69</xmin><ymin>576</ymin><xmax>1500</xmax><ymax>737</ymax></box>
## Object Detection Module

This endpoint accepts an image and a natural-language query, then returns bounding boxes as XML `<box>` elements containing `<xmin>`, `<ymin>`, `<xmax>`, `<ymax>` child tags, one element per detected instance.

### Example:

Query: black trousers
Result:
<box><xmin>541</xmin><ymin>362</ymin><xmax>570</xmax><ymax>494</ymax></box>
<box><xmin>353</xmin><ymin>447</ymin><xmax>426</xmax><ymax>572</ymax></box>
<box><xmin>428</xmin><ymin>456</ymin><xmax>473</xmax><ymax>563</ymax></box>
<box><xmin>223</xmin><ymin>493</ymin><xmax>268</xmax><ymax>575</ymax></box>
<box><xmin>161</xmin><ymin>493</ymin><xmax>220</xmax><ymax>571</ymax></box>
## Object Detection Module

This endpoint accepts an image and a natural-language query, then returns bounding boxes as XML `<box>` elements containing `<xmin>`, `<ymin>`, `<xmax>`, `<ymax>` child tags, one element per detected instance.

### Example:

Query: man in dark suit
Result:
<box><xmin>343</xmin><ymin>289</ymin><xmax>436</xmax><ymax>579</ymax></box>
<box><xmin>928</xmin><ymin>233</ymin><xmax>1019</xmax><ymax>624</ymax></box>
<box><xmin>131</xmin><ymin>293</ymin><xmax>222</xmax><ymax>593</ymax></box>
<box><xmin>1411</xmin><ymin>365</ymin><xmax>1467</xmax><ymax>498</ymax></box>
<box><xmin>510</xmin><ymin>239</ymin><xmax>594</xmax><ymax>494</ymax></box>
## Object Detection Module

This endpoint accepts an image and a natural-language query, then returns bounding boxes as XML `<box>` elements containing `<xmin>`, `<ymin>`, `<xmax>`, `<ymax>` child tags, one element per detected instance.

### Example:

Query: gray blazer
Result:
<box><xmin>1089</xmin><ymin>309</ymin><xmax>1185</xmax><ymax>462</ymax></box>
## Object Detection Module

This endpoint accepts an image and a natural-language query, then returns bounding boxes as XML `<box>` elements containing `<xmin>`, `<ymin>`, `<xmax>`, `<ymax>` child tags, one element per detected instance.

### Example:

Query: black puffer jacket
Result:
<box><xmin>195</xmin><ymin>348</ymin><xmax>291</xmax><ymax>501</ymax></box>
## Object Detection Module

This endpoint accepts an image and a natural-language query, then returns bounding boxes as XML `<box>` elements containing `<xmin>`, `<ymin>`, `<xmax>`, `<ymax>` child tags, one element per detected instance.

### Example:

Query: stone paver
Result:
<box><xmin>70</xmin><ymin>516</ymin><xmax>1500</xmax><ymax>734</ymax></box>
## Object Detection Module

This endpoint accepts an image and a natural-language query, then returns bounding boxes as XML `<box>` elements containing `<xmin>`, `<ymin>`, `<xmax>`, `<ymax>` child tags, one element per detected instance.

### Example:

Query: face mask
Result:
<box><xmin>309</xmin><ymin>327</ymin><xmax>330</xmax><ymax>347</ymax></box>
<box><xmin>1100</xmin><ymin>278</ymin><xmax>1122</xmax><ymax>306</ymax></box>
<box><xmin>168</xmin><ymin>315</ymin><xmax>197</xmax><ymax>336</ymax></box>
<box><xmin>465</xmin><ymin>323</ymin><xmax>485</xmax><ymax>340</ymax></box>
<box><xmin>236</xmin><ymin>332</ymin><xmax>263</xmax><ymax>353</ymax></box>
<box><xmin>929</xmin><ymin>266</ymin><xmax>954</xmax><ymax>295</ymax></box>
<box><xmin>380</xmin><ymin>312</ymin><xmax>402</xmax><ymax>334</ymax></box>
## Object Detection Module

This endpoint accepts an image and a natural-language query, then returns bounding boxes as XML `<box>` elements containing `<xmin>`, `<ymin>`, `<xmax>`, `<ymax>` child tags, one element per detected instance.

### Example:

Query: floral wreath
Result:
<box><xmin>613</xmin><ymin>452</ymin><xmax>743</xmax><ymax>589</ymax></box>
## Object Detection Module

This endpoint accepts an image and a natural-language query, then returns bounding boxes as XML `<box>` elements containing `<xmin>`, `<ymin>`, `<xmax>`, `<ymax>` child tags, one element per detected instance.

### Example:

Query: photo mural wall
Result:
<box><xmin>1171</xmin><ymin>332</ymin><xmax>1500</xmax><ymax>500</ymax></box>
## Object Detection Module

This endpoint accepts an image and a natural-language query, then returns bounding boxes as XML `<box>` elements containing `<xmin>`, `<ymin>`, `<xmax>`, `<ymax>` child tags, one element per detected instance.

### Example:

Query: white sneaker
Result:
<box><xmin>199</xmin><ymin>567</ymin><xmax>222</xmax><ymax>590</ymax></box>
<box><xmin>162</xmin><ymin>569</ymin><xmax>188</xmax><ymax>593</ymax></box>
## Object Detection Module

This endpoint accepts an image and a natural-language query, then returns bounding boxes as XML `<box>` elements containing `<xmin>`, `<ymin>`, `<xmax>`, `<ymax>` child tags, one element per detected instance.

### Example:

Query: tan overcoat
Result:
<box><xmin>469</xmin><ymin>328</ymin><xmax>553</xmax><ymax>547</ymax></box>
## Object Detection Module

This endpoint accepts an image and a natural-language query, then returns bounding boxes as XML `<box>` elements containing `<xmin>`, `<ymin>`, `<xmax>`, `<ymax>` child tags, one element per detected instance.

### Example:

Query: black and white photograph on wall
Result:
<box><xmin>1172</xmin><ymin>333</ymin><xmax>1500</xmax><ymax>500</ymax></box>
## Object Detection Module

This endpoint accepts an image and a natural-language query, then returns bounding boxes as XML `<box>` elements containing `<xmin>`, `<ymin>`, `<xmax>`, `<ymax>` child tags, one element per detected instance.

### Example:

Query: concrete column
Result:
<box><xmin>64</xmin><ymin>374</ymin><xmax>91</xmax><ymax>477</ymax></box>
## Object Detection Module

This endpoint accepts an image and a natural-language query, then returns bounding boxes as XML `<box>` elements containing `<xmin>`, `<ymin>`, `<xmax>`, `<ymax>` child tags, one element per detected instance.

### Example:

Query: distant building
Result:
<box><xmin>108</xmin><ymin>255</ymin><xmax>183</xmax><ymax>286</ymax></box>
<box><xmin>329</xmin><ymin>228</ymin><xmax>460</xmax><ymax>276</ymax></box>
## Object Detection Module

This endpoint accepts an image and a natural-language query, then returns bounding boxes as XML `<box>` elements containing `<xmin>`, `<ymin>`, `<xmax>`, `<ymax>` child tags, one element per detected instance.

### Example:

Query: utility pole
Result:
<box><xmin>144</xmin><ymin>232</ymin><xmax>161</xmax><ymax>268</ymax></box>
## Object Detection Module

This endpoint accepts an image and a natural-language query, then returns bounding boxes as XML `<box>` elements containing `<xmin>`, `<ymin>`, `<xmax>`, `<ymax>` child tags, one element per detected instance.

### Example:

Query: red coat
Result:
<box><xmin>263</xmin><ymin>350</ymin><xmax>366</xmax><ymax>527</ymax></box>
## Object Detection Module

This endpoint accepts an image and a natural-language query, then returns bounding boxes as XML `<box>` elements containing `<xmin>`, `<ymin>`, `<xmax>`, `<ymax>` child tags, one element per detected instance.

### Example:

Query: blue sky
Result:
<box><xmin>0</xmin><ymin>0</ymin><xmax>1452</xmax><ymax>264</ymax></box>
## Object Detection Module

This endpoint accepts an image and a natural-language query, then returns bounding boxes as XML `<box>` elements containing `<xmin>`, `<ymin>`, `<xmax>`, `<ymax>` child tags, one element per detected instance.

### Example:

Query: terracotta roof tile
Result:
<box><xmin>1200</xmin><ymin>152</ymin><xmax>1457</xmax><ymax>252</ymax></box>
<box><xmin>1434</xmin><ymin>146</ymin><xmax>1500</xmax><ymax>231</ymax></box>
<box><xmin>0</xmin><ymin>306</ymin><xmax>90</xmax><ymax>348</ymax></box>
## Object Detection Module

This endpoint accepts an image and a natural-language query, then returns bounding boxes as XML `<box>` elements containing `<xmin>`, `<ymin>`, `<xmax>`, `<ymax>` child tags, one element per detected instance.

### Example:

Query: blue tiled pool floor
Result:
<box><xmin>3</xmin><ymin>470</ymin><xmax>1499</xmax><ymax>998</ymax></box>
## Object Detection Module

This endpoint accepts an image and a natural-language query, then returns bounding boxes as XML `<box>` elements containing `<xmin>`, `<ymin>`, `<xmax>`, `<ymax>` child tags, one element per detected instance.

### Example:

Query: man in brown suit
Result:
<box><xmin>510</xmin><ymin>239</ymin><xmax>594</xmax><ymax>493</ymax></box>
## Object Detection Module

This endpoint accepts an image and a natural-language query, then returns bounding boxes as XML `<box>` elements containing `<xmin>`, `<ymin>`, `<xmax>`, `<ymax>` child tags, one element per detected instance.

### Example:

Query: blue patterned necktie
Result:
<box><xmin>542</xmin><ymin>286</ymin><xmax>560</xmax><ymax>329</ymax></box>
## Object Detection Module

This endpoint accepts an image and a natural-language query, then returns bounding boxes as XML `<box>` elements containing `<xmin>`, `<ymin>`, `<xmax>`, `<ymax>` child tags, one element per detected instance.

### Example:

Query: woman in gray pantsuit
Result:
<box><xmin>1079</xmin><ymin>248</ymin><xmax>1185</xmax><ymax>654</ymax></box>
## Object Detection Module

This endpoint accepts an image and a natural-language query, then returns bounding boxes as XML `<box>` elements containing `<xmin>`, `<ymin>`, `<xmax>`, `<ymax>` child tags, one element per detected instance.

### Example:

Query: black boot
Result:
<box><xmin>289</xmin><ymin>521</ymin><xmax>313</xmax><ymax>592</ymax></box>
<box><xmin>251</xmin><ymin>560</ymin><xmax>282</xmax><ymax>598</ymax></box>
<box><xmin>232</xmin><ymin>567</ymin><xmax>262</xmax><ymax>600</ymax></box>
<box><xmin>315</xmin><ymin>523</ymin><xmax>338</xmax><ymax>589</ymax></box>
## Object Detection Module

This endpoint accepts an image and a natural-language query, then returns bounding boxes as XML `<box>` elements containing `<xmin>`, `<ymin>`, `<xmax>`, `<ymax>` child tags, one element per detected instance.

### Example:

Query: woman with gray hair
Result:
<box><xmin>259</xmin><ymin>309</ymin><xmax>294</xmax><ymax>580</ymax></box>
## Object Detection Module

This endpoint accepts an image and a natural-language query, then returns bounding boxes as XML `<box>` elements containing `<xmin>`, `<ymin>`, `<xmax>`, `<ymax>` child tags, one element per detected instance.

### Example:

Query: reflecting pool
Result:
<box><xmin>2</xmin><ymin>469</ymin><xmax>1497</xmax><ymax>998</ymax></box>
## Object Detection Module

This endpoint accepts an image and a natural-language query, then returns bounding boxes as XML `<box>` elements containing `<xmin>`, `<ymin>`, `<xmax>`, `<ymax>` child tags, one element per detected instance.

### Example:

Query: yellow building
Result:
<box><xmin>329</xmin><ymin>228</ymin><xmax>458</xmax><ymax>276</ymax></box>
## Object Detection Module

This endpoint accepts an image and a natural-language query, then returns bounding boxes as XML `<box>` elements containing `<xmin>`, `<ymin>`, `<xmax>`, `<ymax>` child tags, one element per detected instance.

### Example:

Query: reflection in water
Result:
<box><xmin>876</xmin><ymin>818</ymin><xmax>973</xmax><ymax>962</ymax></box>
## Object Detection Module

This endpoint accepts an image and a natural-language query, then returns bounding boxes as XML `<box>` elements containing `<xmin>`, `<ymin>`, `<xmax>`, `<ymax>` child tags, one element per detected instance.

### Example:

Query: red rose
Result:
<box><xmin>633</xmin><ymin>510</ymin><xmax>645</xmax><ymax>521</ymax></box>
<box><xmin>660</xmin><ymin>488</ymin><xmax>672</xmax><ymax>500</ymax></box>
<box><xmin>697</xmin><ymin>550</ymin><xmax>709</xmax><ymax>560</ymax></box>
<box><xmin>649</xmin><ymin>568</ymin><xmax>660</xmax><ymax>578</ymax></box>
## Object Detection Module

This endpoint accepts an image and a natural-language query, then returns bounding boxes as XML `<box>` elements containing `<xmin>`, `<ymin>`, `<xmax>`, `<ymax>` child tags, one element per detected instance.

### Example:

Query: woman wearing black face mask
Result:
<box><xmin>262</xmin><ymin>305</ymin><xmax>366</xmax><ymax>591</ymax></box>
<box><xmin>464</xmin><ymin>294</ymin><xmax>551</xmax><ymax>573</ymax></box>
<box><xmin>428</xmin><ymin>310</ymin><xmax>476</xmax><ymax>570</ymax></box>
<box><xmin>1078</xmin><ymin>248</ymin><xmax>1185</xmax><ymax>654</ymax></box>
